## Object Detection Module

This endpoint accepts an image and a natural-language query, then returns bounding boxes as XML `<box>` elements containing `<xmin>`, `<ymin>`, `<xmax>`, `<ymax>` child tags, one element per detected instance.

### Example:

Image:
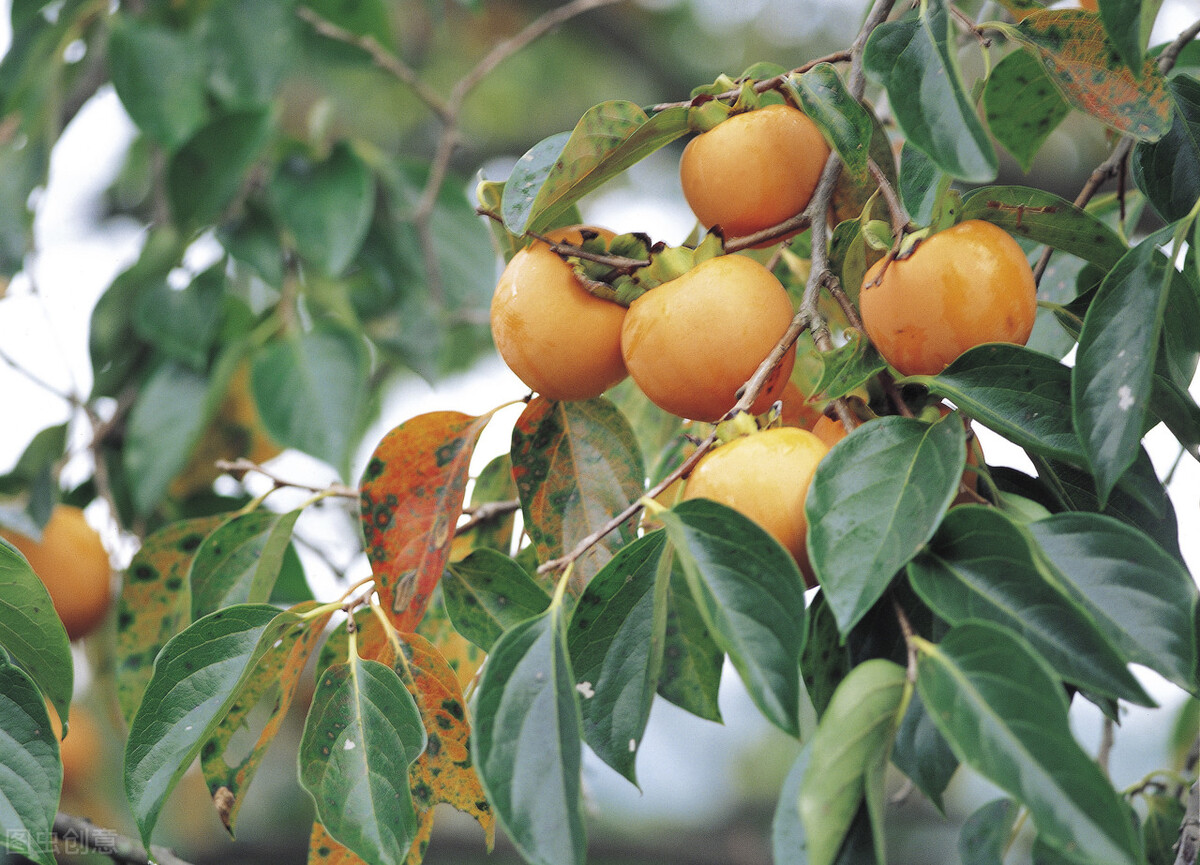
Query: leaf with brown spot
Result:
<box><xmin>415</xmin><ymin>592</ymin><xmax>485</xmax><ymax>692</ymax></box>
<box><xmin>510</xmin><ymin>397</ymin><xmax>645</xmax><ymax>589</ymax></box>
<box><xmin>356</xmin><ymin>615</ymin><xmax>496</xmax><ymax>853</ymax></box>
<box><xmin>202</xmin><ymin>601</ymin><xmax>333</xmax><ymax>835</ymax></box>
<box><xmin>116</xmin><ymin>514</ymin><xmax>226</xmax><ymax>725</ymax></box>
<box><xmin>1014</xmin><ymin>11</ymin><xmax>1172</xmax><ymax>141</ymax></box>
<box><xmin>360</xmin><ymin>411</ymin><xmax>494</xmax><ymax>632</ymax></box>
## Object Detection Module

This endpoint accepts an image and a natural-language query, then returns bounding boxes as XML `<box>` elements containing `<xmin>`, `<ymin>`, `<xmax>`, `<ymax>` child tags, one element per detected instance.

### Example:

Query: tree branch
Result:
<box><xmin>53</xmin><ymin>812</ymin><xmax>196</xmax><ymax>865</ymax></box>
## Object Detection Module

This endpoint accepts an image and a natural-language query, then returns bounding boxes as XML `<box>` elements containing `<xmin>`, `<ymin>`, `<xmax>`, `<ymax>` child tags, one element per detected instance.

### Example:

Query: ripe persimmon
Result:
<box><xmin>620</xmin><ymin>254</ymin><xmax>796</xmax><ymax>422</ymax></box>
<box><xmin>45</xmin><ymin>701</ymin><xmax>103</xmax><ymax>792</ymax></box>
<box><xmin>680</xmin><ymin>104</ymin><xmax>830</xmax><ymax>244</ymax></box>
<box><xmin>778</xmin><ymin>381</ymin><xmax>824</xmax><ymax>429</ymax></box>
<box><xmin>490</xmin><ymin>226</ymin><xmax>627</xmax><ymax>401</ymax></box>
<box><xmin>1</xmin><ymin>505</ymin><xmax>112</xmax><ymax>641</ymax></box>
<box><xmin>683</xmin><ymin>426</ymin><xmax>828</xmax><ymax>586</ymax></box>
<box><xmin>859</xmin><ymin>220</ymin><xmax>1037</xmax><ymax>376</ymax></box>
<box><xmin>812</xmin><ymin>414</ymin><xmax>848</xmax><ymax>449</ymax></box>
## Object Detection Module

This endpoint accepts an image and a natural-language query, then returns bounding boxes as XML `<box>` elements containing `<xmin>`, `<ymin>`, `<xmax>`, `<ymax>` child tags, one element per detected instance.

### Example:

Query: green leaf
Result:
<box><xmin>799</xmin><ymin>659</ymin><xmax>906</xmax><ymax>865</ymax></box>
<box><xmin>299</xmin><ymin>648</ymin><xmax>426</xmax><ymax>865</ymax></box>
<box><xmin>1014</xmin><ymin>10</ymin><xmax>1172</xmax><ymax>140</ymax></box>
<box><xmin>1073</xmin><ymin>231</ymin><xmax>1174</xmax><ymax>506</ymax></box>
<box><xmin>190</xmin><ymin>508</ymin><xmax>303</xmax><ymax>620</ymax></box>
<box><xmin>502</xmin><ymin>102</ymin><xmax>689</xmax><ymax>235</ymax></box>
<box><xmin>1132</xmin><ymin>74</ymin><xmax>1200</xmax><ymax>221</ymax></box>
<box><xmin>914</xmin><ymin>343</ymin><xmax>1086</xmax><ymax>465</ymax></box>
<box><xmin>251</xmin><ymin>325</ymin><xmax>369</xmax><ymax>476</ymax></box>
<box><xmin>656</xmin><ymin>555</ymin><xmax>724</xmax><ymax>723</ymax></box>
<box><xmin>454</xmin><ymin>454</ymin><xmax>518</xmax><ymax>556</ymax></box>
<box><xmin>660</xmin><ymin>500</ymin><xmax>807</xmax><ymax>737</ymax></box>
<box><xmin>959</xmin><ymin>798</ymin><xmax>1020</xmax><ymax>865</ymax></box>
<box><xmin>1029</xmin><ymin>512</ymin><xmax>1198</xmax><ymax>692</ymax></box>
<box><xmin>167</xmin><ymin>109</ymin><xmax>273</xmax><ymax>227</ymax></box>
<box><xmin>0</xmin><ymin>659</ymin><xmax>59</xmax><ymax>865</ymax></box>
<box><xmin>510</xmin><ymin>397</ymin><xmax>644</xmax><ymax>584</ymax></box>
<box><xmin>218</xmin><ymin>202</ymin><xmax>283</xmax><ymax>286</ymax></box>
<box><xmin>916</xmin><ymin>622</ymin><xmax>1142</xmax><ymax>865</ymax></box>
<box><xmin>812</xmin><ymin>331</ymin><xmax>887</xmax><ymax>402</ymax></box>
<box><xmin>473</xmin><ymin>603</ymin><xmax>586</xmax><ymax>865</ymax></box>
<box><xmin>1151</xmin><ymin>374</ymin><xmax>1200</xmax><ymax>461</ymax></box>
<box><xmin>800</xmin><ymin>590</ymin><xmax>851</xmax><ymax>719</ymax></box>
<box><xmin>107</xmin><ymin>15</ymin><xmax>208</xmax><ymax>148</ymax></box>
<box><xmin>133</xmin><ymin>263</ymin><xmax>226</xmax><ymax>370</ymax></box>
<box><xmin>806</xmin><ymin>414</ymin><xmax>966</xmax><ymax>634</ymax></box>
<box><xmin>302</xmin><ymin>0</ymin><xmax>394</xmax><ymax>49</ymax></box>
<box><xmin>124</xmin><ymin>604</ymin><xmax>303</xmax><ymax>849</ymax></box>
<box><xmin>122</xmin><ymin>361</ymin><xmax>214</xmax><ymax>515</ymax></box>
<box><xmin>983</xmin><ymin>49</ymin><xmax>1070</xmax><ymax>172</ymax></box>
<box><xmin>566</xmin><ymin>531</ymin><xmax>669</xmax><ymax>785</ymax></box>
<box><xmin>0</xmin><ymin>539</ymin><xmax>72</xmax><ymax>725</ymax></box>
<box><xmin>772</xmin><ymin>744</ymin><xmax>811</xmax><ymax>865</ymax></box>
<box><xmin>1141</xmin><ymin>792</ymin><xmax>1187</xmax><ymax>865</ymax></box>
<box><xmin>898</xmin><ymin>142</ymin><xmax>942</xmax><ymax>226</ymax></box>
<box><xmin>270</xmin><ymin>143</ymin><xmax>375</xmax><ymax>275</ymax></box>
<box><xmin>908</xmin><ymin>506</ymin><xmax>1152</xmax><ymax>705</ymax></box>
<box><xmin>1097</xmin><ymin>0</ymin><xmax>1163</xmax><ymax>77</ymax></box>
<box><xmin>443</xmin><ymin>549</ymin><xmax>550</xmax><ymax>652</ymax></box>
<box><xmin>959</xmin><ymin>186</ymin><xmax>1126</xmax><ymax>270</ymax></box>
<box><xmin>862</xmin><ymin>0</ymin><xmax>998</xmax><ymax>183</ymax></box>
<box><xmin>890</xmin><ymin>691</ymin><xmax>958</xmax><ymax>813</ymax></box>
<box><xmin>202</xmin><ymin>0</ymin><xmax>299</xmax><ymax>109</ymax></box>
<box><xmin>790</xmin><ymin>63</ymin><xmax>873</xmax><ymax>178</ymax></box>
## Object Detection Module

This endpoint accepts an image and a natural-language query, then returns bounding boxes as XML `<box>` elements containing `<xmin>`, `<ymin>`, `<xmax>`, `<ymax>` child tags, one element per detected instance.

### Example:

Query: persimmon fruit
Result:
<box><xmin>490</xmin><ymin>226</ymin><xmax>627</xmax><ymax>401</ymax></box>
<box><xmin>46</xmin><ymin>701</ymin><xmax>103</xmax><ymax>792</ymax></box>
<box><xmin>620</xmin><ymin>254</ymin><xmax>796</xmax><ymax>422</ymax></box>
<box><xmin>680</xmin><ymin>104</ymin><xmax>830</xmax><ymax>243</ymax></box>
<box><xmin>778</xmin><ymin>381</ymin><xmax>824</xmax><ymax>429</ymax></box>
<box><xmin>859</xmin><ymin>220</ymin><xmax>1037</xmax><ymax>377</ymax></box>
<box><xmin>1</xmin><ymin>505</ymin><xmax>112</xmax><ymax>641</ymax></box>
<box><xmin>683</xmin><ymin>426</ymin><xmax>829</xmax><ymax>586</ymax></box>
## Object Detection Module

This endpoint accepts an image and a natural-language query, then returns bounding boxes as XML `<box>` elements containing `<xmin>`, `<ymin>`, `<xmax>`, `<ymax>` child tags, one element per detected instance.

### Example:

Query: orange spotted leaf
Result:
<box><xmin>360</xmin><ymin>411</ymin><xmax>494</xmax><ymax>631</ymax></box>
<box><xmin>116</xmin><ymin>514</ymin><xmax>226</xmax><ymax>725</ymax></box>
<box><xmin>1015</xmin><ymin>10</ymin><xmax>1171</xmax><ymax>140</ymax></box>
<box><xmin>202</xmin><ymin>601</ymin><xmax>333</xmax><ymax>834</ymax></box>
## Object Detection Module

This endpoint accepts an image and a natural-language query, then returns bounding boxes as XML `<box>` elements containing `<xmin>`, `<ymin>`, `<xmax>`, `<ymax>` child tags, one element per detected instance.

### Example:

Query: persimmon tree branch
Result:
<box><xmin>647</xmin><ymin>50</ymin><xmax>853</xmax><ymax>112</ymax></box>
<box><xmin>52</xmin><ymin>812</ymin><xmax>195</xmax><ymax>865</ymax></box>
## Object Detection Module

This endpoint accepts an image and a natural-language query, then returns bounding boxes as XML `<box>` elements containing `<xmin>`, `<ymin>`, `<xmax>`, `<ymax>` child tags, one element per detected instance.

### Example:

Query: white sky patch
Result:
<box><xmin>576</xmin><ymin>682</ymin><xmax>595</xmax><ymax>699</ymax></box>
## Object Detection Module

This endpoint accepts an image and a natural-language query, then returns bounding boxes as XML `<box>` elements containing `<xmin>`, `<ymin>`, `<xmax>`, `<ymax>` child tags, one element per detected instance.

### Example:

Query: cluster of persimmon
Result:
<box><xmin>490</xmin><ymin>100</ymin><xmax>1037</xmax><ymax>582</ymax></box>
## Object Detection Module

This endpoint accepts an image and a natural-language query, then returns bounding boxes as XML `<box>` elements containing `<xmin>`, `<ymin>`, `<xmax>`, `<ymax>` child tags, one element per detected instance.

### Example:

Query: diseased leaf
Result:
<box><xmin>360</xmin><ymin>411</ymin><xmax>493</xmax><ymax>631</ymax></box>
<box><xmin>806</xmin><ymin>414</ymin><xmax>965</xmax><ymax>634</ymax></box>
<box><xmin>190</xmin><ymin>508</ymin><xmax>302</xmax><ymax>620</ymax></box>
<box><xmin>443</xmin><ymin>549</ymin><xmax>550</xmax><ymax>652</ymax></box>
<box><xmin>908</xmin><ymin>506</ymin><xmax>1152</xmax><ymax>705</ymax></box>
<box><xmin>1014</xmin><ymin>10</ymin><xmax>1172</xmax><ymax>140</ymax></box>
<box><xmin>1097</xmin><ymin>0</ymin><xmax>1164</xmax><ymax>77</ymax></box>
<box><xmin>0</xmin><ymin>539</ymin><xmax>72</xmax><ymax>726</ymax></box>
<box><xmin>0</xmin><ymin>659</ymin><xmax>59</xmax><ymax>865</ymax></box>
<box><xmin>511</xmin><ymin>397</ymin><xmax>644</xmax><ymax>587</ymax></box>
<box><xmin>116</xmin><ymin>515</ymin><xmax>227</xmax><ymax>724</ymax></box>
<box><xmin>660</xmin><ymin>500</ymin><xmax>807</xmax><ymax>736</ymax></box>
<box><xmin>567</xmin><ymin>531</ymin><xmax>669</xmax><ymax>784</ymax></box>
<box><xmin>1132</xmin><ymin>74</ymin><xmax>1200</xmax><ymax>221</ymax></box>
<box><xmin>984</xmin><ymin>49</ymin><xmax>1070</xmax><ymax>172</ymax></box>
<box><xmin>863</xmin><ymin>0</ymin><xmax>998</xmax><ymax>182</ymax></box>
<box><xmin>916</xmin><ymin>622</ymin><xmax>1142</xmax><ymax>865</ymax></box>
<box><xmin>473</xmin><ymin>602</ymin><xmax>586</xmax><ymax>865</ymax></box>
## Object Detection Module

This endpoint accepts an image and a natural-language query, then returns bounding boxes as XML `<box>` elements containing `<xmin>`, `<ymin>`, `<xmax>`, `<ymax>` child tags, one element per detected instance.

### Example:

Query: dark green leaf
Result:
<box><xmin>800</xmin><ymin>590</ymin><xmax>851</xmax><ymax>720</ymax></box>
<box><xmin>1073</xmin><ymin>231</ymin><xmax>1174</xmax><ymax>505</ymax></box>
<box><xmin>167</xmin><ymin>109</ymin><xmax>273</xmax><ymax>227</ymax></box>
<box><xmin>908</xmin><ymin>506</ymin><xmax>1152</xmax><ymax>705</ymax></box>
<box><xmin>567</xmin><ymin>531</ymin><xmax>668</xmax><ymax>784</ymax></box>
<box><xmin>984</xmin><ymin>49</ymin><xmax>1070</xmax><ymax>172</ymax></box>
<box><xmin>959</xmin><ymin>186</ymin><xmax>1126</xmax><ymax>270</ymax></box>
<box><xmin>656</xmin><ymin>555</ymin><xmax>723</xmax><ymax>723</ymax></box>
<box><xmin>890</xmin><ymin>691</ymin><xmax>958</xmax><ymax>813</ymax></box>
<box><xmin>107</xmin><ymin>15</ymin><xmax>208</xmax><ymax>148</ymax></box>
<box><xmin>202</xmin><ymin>0</ymin><xmax>298</xmax><ymax>109</ymax></box>
<box><xmin>473</xmin><ymin>603</ymin><xmax>586</xmax><ymax>865</ymax></box>
<box><xmin>660</xmin><ymin>500</ymin><xmax>807</xmax><ymax>736</ymax></box>
<box><xmin>0</xmin><ymin>539</ymin><xmax>72</xmax><ymax>725</ymax></box>
<box><xmin>124</xmin><ymin>604</ymin><xmax>301</xmax><ymax>848</ymax></box>
<box><xmin>1097</xmin><ymin>0</ymin><xmax>1163</xmax><ymax>77</ymax></box>
<box><xmin>299</xmin><ymin>650</ymin><xmax>426</xmax><ymax>865</ymax></box>
<box><xmin>0</xmin><ymin>659</ymin><xmax>59</xmax><ymax>865</ymax></box>
<box><xmin>916</xmin><ymin>622</ymin><xmax>1142</xmax><ymax>865</ymax></box>
<box><xmin>812</xmin><ymin>331</ymin><xmax>887</xmax><ymax>401</ymax></box>
<box><xmin>959</xmin><ymin>798</ymin><xmax>1019</xmax><ymax>865</ymax></box>
<box><xmin>1151</xmin><ymin>374</ymin><xmax>1200</xmax><ymax>460</ymax></box>
<box><xmin>251</xmin><ymin>325</ymin><xmax>369</xmax><ymax>476</ymax></box>
<box><xmin>898</xmin><ymin>142</ymin><xmax>941</xmax><ymax>226</ymax></box>
<box><xmin>790</xmin><ymin>63</ymin><xmax>873</xmax><ymax>178</ymax></box>
<box><xmin>799</xmin><ymin>659</ymin><xmax>906</xmax><ymax>865</ymax></box>
<box><xmin>190</xmin><ymin>508</ymin><xmax>303</xmax><ymax>620</ymax></box>
<box><xmin>443</xmin><ymin>549</ymin><xmax>550</xmax><ymax>652</ymax></box>
<box><xmin>862</xmin><ymin>0</ymin><xmax>998</xmax><ymax>182</ymax></box>
<box><xmin>1142</xmin><ymin>792</ymin><xmax>1187</xmax><ymax>865</ymax></box>
<box><xmin>915</xmin><ymin>343</ymin><xmax>1085</xmax><ymax>464</ymax></box>
<box><xmin>133</xmin><ymin>263</ymin><xmax>226</xmax><ymax>370</ymax></box>
<box><xmin>1029</xmin><ymin>512</ymin><xmax>1198</xmax><ymax>692</ymax></box>
<box><xmin>270</xmin><ymin>143</ymin><xmax>374</xmax><ymax>275</ymax></box>
<box><xmin>218</xmin><ymin>202</ymin><xmax>284</xmax><ymax>286</ymax></box>
<box><xmin>1159</xmin><ymin>264</ymin><xmax>1200</xmax><ymax>390</ymax></box>
<box><xmin>806</xmin><ymin>414</ymin><xmax>965</xmax><ymax>634</ymax></box>
<box><xmin>1132</xmin><ymin>75</ymin><xmax>1200</xmax><ymax>221</ymax></box>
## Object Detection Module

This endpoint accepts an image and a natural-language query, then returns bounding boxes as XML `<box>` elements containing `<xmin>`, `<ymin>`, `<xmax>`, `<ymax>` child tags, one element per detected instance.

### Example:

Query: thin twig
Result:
<box><xmin>456</xmin><ymin>499</ymin><xmax>521</xmax><ymax>536</ymax></box>
<box><xmin>215</xmin><ymin>458</ymin><xmax>359</xmax><ymax>499</ymax></box>
<box><xmin>647</xmin><ymin>50</ymin><xmax>853</xmax><ymax>112</ymax></box>
<box><xmin>53</xmin><ymin>812</ymin><xmax>196</xmax><ymax>865</ymax></box>
<box><xmin>891</xmin><ymin>595</ymin><xmax>918</xmax><ymax>683</ymax></box>
<box><xmin>1097</xmin><ymin>715</ymin><xmax>1115</xmax><ymax>777</ymax></box>
<box><xmin>868</xmin><ymin>158</ymin><xmax>912</xmax><ymax>243</ymax></box>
